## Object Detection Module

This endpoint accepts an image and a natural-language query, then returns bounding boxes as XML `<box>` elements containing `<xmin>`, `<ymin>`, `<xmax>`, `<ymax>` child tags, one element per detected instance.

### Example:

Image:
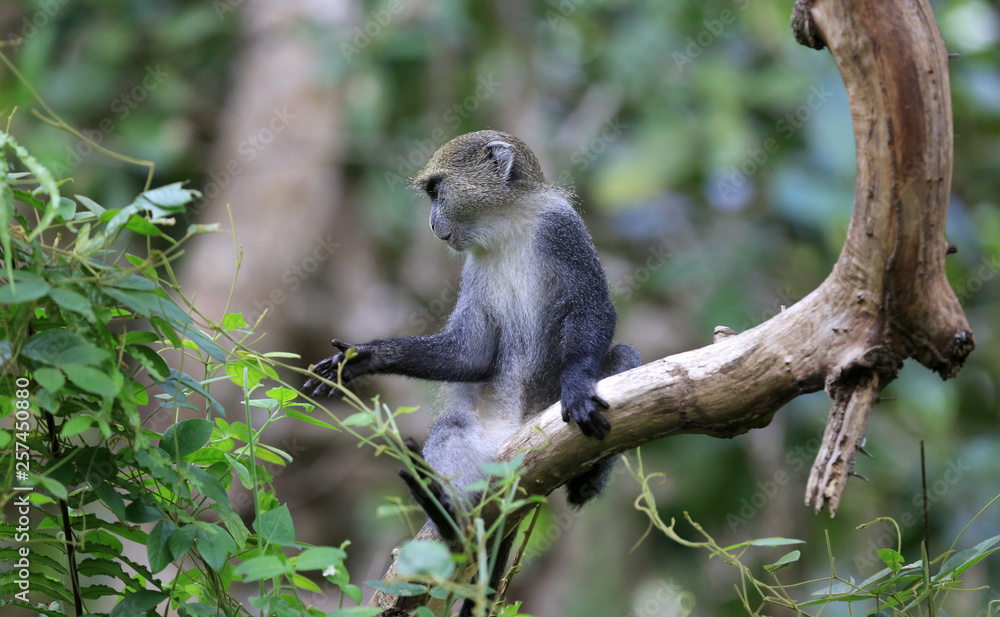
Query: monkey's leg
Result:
<box><xmin>400</xmin><ymin>409</ymin><xmax>492</xmax><ymax>542</ymax></box>
<box><xmin>564</xmin><ymin>343</ymin><xmax>640</xmax><ymax>507</ymax></box>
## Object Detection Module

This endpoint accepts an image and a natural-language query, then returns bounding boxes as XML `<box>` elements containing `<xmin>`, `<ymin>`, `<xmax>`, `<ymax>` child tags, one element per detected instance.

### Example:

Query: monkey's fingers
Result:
<box><xmin>580</xmin><ymin>395</ymin><xmax>611</xmax><ymax>438</ymax></box>
<box><xmin>303</xmin><ymin>354</ymin><xmax>347</xmax><ymax>396</ymax></box>
<box><xmin>305</xmin><ymin>377</ymin><xmax>336</xmax><ymax>397</ymax></box>
<box><xmin>588</xmin><ymin>409</ymin><xmax>612</xmax><ymax>439</ymax></box>
<box><xmin>330</xmin><ymin>338</ymin><xmax>356</xmax><ymax>352</ymax></box>
<box><xmin>402</xmin><ymin>437</ymin><xmax>423</xmax><ymax>457</ymax></box>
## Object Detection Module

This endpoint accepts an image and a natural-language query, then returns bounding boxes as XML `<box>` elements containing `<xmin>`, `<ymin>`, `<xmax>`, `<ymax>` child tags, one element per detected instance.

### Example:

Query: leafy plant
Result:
<box><xmin>627</xmin><ymin>452</ymin><xmax>1000</xmax><ymax>616</ymax></box>
<box><xmin>0</xmin><ymin>130</ymin><xmax>366</xmax><ymax>617</ymax></box>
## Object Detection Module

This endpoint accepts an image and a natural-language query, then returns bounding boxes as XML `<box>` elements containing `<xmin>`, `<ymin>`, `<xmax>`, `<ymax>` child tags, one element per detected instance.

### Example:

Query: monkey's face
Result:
<box><xmin>413</xmin><ymin>131</ymin><xmax>546</xmax><ymax>252</ymax></box>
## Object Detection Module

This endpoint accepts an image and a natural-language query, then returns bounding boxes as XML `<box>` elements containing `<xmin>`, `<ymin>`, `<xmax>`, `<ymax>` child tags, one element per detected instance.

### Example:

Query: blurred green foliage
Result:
<box><xmin>1</xmin><ymin>0</ymin><xmax>998</xmax><ymax>615</ymax></box>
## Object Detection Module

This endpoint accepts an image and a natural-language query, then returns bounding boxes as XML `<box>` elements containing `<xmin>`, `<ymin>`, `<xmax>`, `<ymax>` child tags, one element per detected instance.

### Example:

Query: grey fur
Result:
<box><xmin>305</xmin><ymin>129</ymin><xmax>640</xmax><ymax>508</ymax></box>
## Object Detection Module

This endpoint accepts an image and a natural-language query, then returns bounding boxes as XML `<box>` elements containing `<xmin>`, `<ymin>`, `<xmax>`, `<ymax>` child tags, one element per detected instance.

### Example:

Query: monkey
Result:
<box><xmin>304</xmin><ymin>130</ymin><xmax>639</xmax><ymax>613</ymax></box>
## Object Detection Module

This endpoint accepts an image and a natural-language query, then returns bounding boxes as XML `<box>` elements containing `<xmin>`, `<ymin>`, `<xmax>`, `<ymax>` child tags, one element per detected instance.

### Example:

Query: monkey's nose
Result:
<box><xmin>430</xmin><ymin>217</ymin><xmax>452</xmax><ymax>242</ymax></box>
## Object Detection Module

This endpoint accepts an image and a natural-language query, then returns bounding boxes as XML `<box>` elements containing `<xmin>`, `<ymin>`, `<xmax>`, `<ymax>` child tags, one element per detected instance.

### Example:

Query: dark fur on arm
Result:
<box><xmin>304</xmin><ymin>301</ymin><xmax>497</xmax><ymax>396</ymax></box>
<box><xmin>536</xmin><ymin>209</ymin><xmax>618</xmax><ymax>438</ymax></box>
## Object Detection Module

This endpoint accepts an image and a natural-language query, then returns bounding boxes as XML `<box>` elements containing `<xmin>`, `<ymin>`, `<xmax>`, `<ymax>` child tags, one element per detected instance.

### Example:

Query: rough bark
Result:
<box><xmin>371</xmin><ymin>0</ymin><xmax>973</xmax><ymax>611</ymax></box>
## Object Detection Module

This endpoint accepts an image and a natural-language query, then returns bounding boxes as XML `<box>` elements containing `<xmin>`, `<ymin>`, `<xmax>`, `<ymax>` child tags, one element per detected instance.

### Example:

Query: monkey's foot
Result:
<box><xmin>398</xmin><ymin>469</ymin><xmax>462</xmax><ymax>543</ymax></box>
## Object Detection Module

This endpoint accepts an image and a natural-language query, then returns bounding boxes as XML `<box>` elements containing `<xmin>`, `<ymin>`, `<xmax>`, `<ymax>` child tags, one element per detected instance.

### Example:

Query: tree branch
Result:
<box><xmin>371</xmin><ymin>0</ymin><xmax>973</xmax><ymax>610</ymax></box>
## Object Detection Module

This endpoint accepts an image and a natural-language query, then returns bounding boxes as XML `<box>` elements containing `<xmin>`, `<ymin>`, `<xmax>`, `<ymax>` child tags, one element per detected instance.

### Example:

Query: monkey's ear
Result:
<box><xmin>486</xmin><ymin>140</ymin><xmax>519</xmax><ymax>186</ymax></box>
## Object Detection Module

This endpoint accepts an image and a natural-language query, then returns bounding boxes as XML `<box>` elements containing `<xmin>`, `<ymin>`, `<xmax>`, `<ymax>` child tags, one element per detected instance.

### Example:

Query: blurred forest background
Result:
<box><xmin>2</xmin><ymin>0</ymin><xmax>998</xmax><ymax>615</ymax></box>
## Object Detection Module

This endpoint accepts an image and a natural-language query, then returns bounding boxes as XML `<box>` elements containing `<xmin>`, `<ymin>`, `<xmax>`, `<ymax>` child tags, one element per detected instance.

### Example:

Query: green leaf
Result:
<box><xmin>213</xmin><ymin>504</ymin><xmax>250</xmax><ymax>549</ymax></box>
<box><xmin>160</xmin><ymin>418</ymin><xmax>213</xmax><ymax>460</ymax></box>
<box><xmin>254</xmin><ymin>504</ymin><xmax>296</xmax><ymax>546</ymax></box>
<box><xmin>396</xmin><ymin>539</ymin><xmax>455</xmax><ymax>579</ymax></box>
<box><xmin>363</xmin><ymin>579</ymin><xmax>428</xmax><ymax>597</ymax></box>
<box><xmin>21</xmin><ymin>329</ymin><xmax>111</xmax><ymax>367</ymax></box>
<box><xmin>90</xmin><ymin>477</ymin><xmax>127</xmax><ymax>521</ymax></box>
<box><xmin>176</xmin><ymin>602</ymin><xmax>219</xmax><ymax>616</ymax></box>
<box><xmin>127</xmin><ymin>344</ymin><xmax>170</xmax><ymax>382</ymax></box>
<box><xmin>54</xmin><ymin>196</ymin><xmax>76</xmax><ymax>220</ymax></box>
<box><xmin>261</xmin><ymin>351</ymin><xmax>300</xmax><ymax>359</ymax></box>
<box><xmin>61</xmin><ymin>415</ymin><xmax>94</xmax><ymax>437</ymax></box>
<box><xmin>294</xmin><ymin>546</ymin><xmax>348</xmax><ymax>572</ymax></box>
<box><xmin>194</xmin><ymin>521</ymin><xmax>237</xmax><ymax>572</ymax></box>
<box><xmin>748</xmin><ymin>537</ymin><xmax>805</xmax><ymax>547</ymax></box>
<box><xmin>222</xmin><ymin>312</ymin><xmax>248</xmax><ymax>330</ymax></box>
<box><xmin>34</xmin><ymin>367</ymin><xmax>65</xmax><ymax>392</ymax></box>
<box><xmin>266</xmin><ymin>386</ymin><xmax>298</xmax><ymax>404</ymax></box>
<box><xmin>134</xmin><ymin>182</ymin><xmax>200</xmax><ymax>217</ymax></box>
<box><xmin>125</xmin><ymin>501</ymin><xmax>162</xmax><ymax>524</ymax></box>
<box><xmin>110</xmin><ymin>589</ymin><xmax>168</xmax><ymax>617</ymax></box>
<box><xmin>103</xmin><ymin>287</ymin><xmax>164</xmax><ymax>318</ymax></box>
<box><xmin>168</xmin><ymin>524</ymin><xmax>198</xmax><ymax>560</ymax></box>
<box><xmin>764</xmin><ymin>550</ymin><xmax>801</xmax><ymax>572</ymax></box>
<box><xmin>168</xmin><ymin>369</ymin><xmax>225</xmax><ymax>416</ymax></box>
<box><xmin>108</xmin><ymin>273</ymin><xmax>158</xmax><ymax>291</ymax></box>
<box><xmin>225</xmin><ymin>453</ymin><xmax>253</xmax><ymax>489</ymax></box>
<box><xmin>75</xmin><ymin>193</ymin><xmax>106</xmax><ymax>215</ymax></box>
<box><xmin>226</xmin><ymin>361</ymin><xmax>268</xmax><ymax>389</ymax></box>
<box><xmin>0</xmin><ymin>280</ymin><xmax>50</xmax><ymax>304</ymax></box>
<box><xmin>857</xmin><ymin>567</ymin><xmax>892</xmax><ymax>590</ymax></box>
<box><xmin>481</xmin><ymin>455</ymin><xmax>524</xmax><ymax>478</ymax></box>
<box><xmin>878</xmin><ymin>548</ymin><xmax>905</xmax><ymax>572</ymax></box>
<box><xmin>285</xmin><ymin>409</ymin><xmax>339</xmax><ymax>432</ymax></box>
<box><xmin>937</xmin><ymin>534</ymin><xmax>1000</xmax><ymax>580</ymax></box>
<box><xmin>62</xmin><ymin>364</ymin><xmax>119</xmax><ymax>397</ymax></box>
<box><xmin>122</xmin><ymin>330</ymin><xmax>160</xmax><ymax>345</ymax></box>
<box><xmin>342</xmin><ymin>412</ymin><xmax>374</xmax><ymax>427</ymax></box>
<box><xmin>147</xmin><ymin>520</ymin><xmax>175</xmax><ymax>574</ymax></box>
<box><xmin>341</xmin><ymin>583</ymin><xmax>364</xmax><ymax>605</ymax></box>
<box><xmin>124</xmin><ymin>214</ymin><xmax>165</xmax><ymax>237</ymax></box>
<box><xmin>36</xmin><ymin>475</ymin><xmax>68</xmax><ymax>500</ymax></box>
<box><xmin>49</xmin><ymin>287</ymin><xmax>96</xmax><ymax>321</ymax></box>
<box><xmin>177</xmin><ymin>323</ymin><xmax>226</xmax><ymax>361</ymax></box>
<box><xmin>187</xmin><ymin>465</ymin><xmax>234</xmax><ymax>511</ymax></box>
<box><xmin>234</xmin><ymin>555</ymin><xmax>291</xmax><ymax>582</ymax></box>
<box><xmin>291</xmin><ymin>571</ymin><xmax>323</xmax><ymax>594</ymax></box>
<box><xmin>76</xmin><ymin>557</ymin><xmax>140</xmax><ymax>589</ymax></box>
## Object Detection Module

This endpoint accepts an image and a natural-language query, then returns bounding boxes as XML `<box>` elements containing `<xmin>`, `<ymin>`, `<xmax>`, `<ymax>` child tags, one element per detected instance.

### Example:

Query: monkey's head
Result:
<box><xmin>412</xmin><ymin>130</ymin><xmax>547</xmax><ymax>252</ymax></box>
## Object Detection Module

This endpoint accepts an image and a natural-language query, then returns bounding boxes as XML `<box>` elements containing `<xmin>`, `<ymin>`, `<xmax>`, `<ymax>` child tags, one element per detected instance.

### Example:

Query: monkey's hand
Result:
<box><xmin>303</xmin><ymin>339</ymin><xmax>376</xmax><ymax>397</ymax></box>
<box><xmin>560</xmin><ymin>386</ymin><xmax>612</xmax><ymax>440</ymax></box>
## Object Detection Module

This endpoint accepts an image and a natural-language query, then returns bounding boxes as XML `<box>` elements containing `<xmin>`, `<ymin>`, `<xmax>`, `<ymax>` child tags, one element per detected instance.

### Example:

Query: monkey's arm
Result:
<box><xmin>538</xmin><ymin>211</ymin><xmax>617</xmax><ymax>439</ymax></box>
<box><xmin>304</xmin><ymin>300</ymin><xmax>497</xmax><ymax>396</ymax></box>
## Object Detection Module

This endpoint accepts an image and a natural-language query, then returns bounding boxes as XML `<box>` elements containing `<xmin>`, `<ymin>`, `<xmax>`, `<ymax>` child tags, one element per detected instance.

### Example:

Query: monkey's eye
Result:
<box><xmin>424</xmin><ymin>178</ymin><xmax>440</xmax><ymax>200</ymax></box>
